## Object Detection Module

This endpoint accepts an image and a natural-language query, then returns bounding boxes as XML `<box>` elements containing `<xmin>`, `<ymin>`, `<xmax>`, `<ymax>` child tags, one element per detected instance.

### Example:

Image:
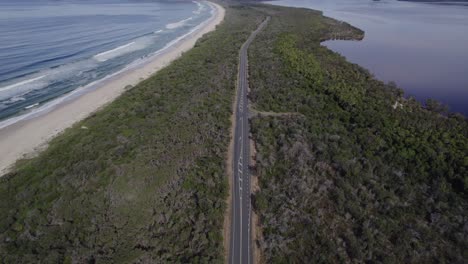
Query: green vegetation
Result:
<box><xmin>248</xmin><ymin>4</ymin><xmax>467</xmax><ymax>263</ymax></box>
<box><xmin>0</xmin><ymin>4</ymin><xmax>265</xmax><ymax>263</ymax></box>
<box><xmin>1</xmin><ymin>2</ymin><xmax>466</xmax><ymax>263</ymax></box>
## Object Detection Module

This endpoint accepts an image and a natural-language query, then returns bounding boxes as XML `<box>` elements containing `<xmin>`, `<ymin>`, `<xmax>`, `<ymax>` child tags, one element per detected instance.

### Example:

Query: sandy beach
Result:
<box><xmin>0</xmin><ymin>1</ymin><xmax>225</xmax><ymax>176</ymax></box>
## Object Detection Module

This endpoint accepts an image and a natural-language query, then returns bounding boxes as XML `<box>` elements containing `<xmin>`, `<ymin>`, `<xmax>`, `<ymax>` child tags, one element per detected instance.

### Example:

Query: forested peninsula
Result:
<box><xmin>248</xmin><ymin>4</ymin><xmax>467</xmax><ymax>263</ymax></box>
<box><xmin>0</xmin><ymin>1</ymin><xmax>466</xmax><ymax>263</ymax></box>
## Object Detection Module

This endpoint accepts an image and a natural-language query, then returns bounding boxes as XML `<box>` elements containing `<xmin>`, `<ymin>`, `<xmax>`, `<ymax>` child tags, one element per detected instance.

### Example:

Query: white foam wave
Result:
<box><xmin>93</xmin><ymin>37</ymin><xmax>154</xmax><ymax>62</ymax></box>
<box><xmin>166</xmin><ymin>16</ymin><xmax>194</xmax><ymax>29</ymax></box>
<box><xmin>24</xmin><ymin>103</ymin><xmax>39</xmax><ymax>109</ymax></box>
<box><xmin>0</xmin><ymin>75</ymin><xmax>46</xmax><ymax>92</ymax></box>
<box><xmin>95</xmin><ymin>42</ymin><xmax>135</xmax><ymax>58</ymax></box>
<box><xmin>154</xmin><ymin>29</ymin><xmax>163</xmax><ymax>34</ymax></box>
<box><xmin>0</xmin><ymin>59</ymin><xmax>99</xmax><ymax>102</ymax></box>
<box><xmin>0</xmin><ymin>2</ymin><xmax>219</xmax><ymax>130</ymax></box>
<box><xmin>94</xmin><ymin>42</ymin><xmax>136</xmax><ymax>62</ymax></box>
<box><xmin>150</xmin><ymin>2</ymin><xmax>216</xmax><ymax>60</ymax></box>
<box><xmin>0</xmin><ymin>64</ymin><xmax>127</xmax><ymax>130</ymax></box>
<box><xmin>193</xmin><ymin>1</ymin><xmax>205</xmax><ymax>14</ymax></box>
<box><xmin>8</xmin><ymin>96</ymin><xmax>26</xmax><ymax>103</ymax></box>
<box><xmin>0</xmin><ymin>75</ymin><xmax>48</xmax><ymax>101</ymax></box>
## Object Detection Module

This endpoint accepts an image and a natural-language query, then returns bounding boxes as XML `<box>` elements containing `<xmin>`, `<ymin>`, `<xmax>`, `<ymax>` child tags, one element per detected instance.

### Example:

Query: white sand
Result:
<box><xmin>0</xmin><ymin>1</ymin><xmax>225</xmax><ymax>176</ymax></box>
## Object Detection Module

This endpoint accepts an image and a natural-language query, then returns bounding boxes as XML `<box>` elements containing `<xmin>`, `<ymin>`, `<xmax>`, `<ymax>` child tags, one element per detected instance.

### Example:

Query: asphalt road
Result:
<box><xmin>229</xmin><ymin>17</ymin><xmax>270</xmax><ymax>264</ymax></box>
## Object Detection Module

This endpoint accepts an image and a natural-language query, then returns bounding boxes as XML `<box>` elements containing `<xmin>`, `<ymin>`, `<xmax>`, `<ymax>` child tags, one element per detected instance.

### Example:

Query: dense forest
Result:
<box><xmin>248</xmin><ymin>4</ymin><xmax>467</xmax><ymax>263</ymax></box>
<box><xmin>0</xmin><ymin>1</ymin><xmax>466</xmax><ymax>263</ymax></box>
<box><xmin>0</xmin><ymin>4</ymin><xmax>264</xmax><ymax>263</ymax></box>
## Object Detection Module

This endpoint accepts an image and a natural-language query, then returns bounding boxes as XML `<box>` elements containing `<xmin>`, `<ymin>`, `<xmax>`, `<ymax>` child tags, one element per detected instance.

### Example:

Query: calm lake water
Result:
<box><xmin>266</xmin><ymin>0</ymin><xmax>468</xmax><ymax>115</ymax></box>
<box><xmin>0</xmin><ymin>0</ymin><xmax>213</xmax><ymax>125</ymax></box>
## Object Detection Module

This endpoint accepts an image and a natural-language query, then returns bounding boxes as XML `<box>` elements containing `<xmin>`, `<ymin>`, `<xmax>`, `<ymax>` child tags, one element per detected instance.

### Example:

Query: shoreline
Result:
<box><xmin>0</xmin><ymin>1</ymin><xmax>225</xmax><ymax>176</ymax></box>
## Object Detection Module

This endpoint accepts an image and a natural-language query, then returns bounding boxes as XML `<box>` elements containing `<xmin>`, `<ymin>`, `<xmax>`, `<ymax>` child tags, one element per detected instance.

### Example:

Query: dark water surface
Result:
<box><xmin>266</xmin><ymin>0</ymin><xmax>468</xmax><ymax>115</ymax></box>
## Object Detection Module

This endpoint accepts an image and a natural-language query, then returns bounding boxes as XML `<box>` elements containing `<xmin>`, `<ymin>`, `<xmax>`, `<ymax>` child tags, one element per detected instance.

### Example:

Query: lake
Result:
<box><xmin>265</xmin><ymin>0</ymin><xmax>468</xmax><ymax>115</ymax></box>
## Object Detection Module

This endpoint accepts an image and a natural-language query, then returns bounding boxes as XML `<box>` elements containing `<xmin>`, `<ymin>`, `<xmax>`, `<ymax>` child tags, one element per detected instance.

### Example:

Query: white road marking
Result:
<box><xmin>231</xmin><ymin>17</ymin><xmax>270</xmax><ymax>264</ymax></box>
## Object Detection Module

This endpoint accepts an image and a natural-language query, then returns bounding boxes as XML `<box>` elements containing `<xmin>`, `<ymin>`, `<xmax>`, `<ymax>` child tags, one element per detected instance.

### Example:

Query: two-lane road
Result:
<box><xmin>230</xmin><ymin>17</ymin><xmax>270</xmax><ymax>264</ymax></box>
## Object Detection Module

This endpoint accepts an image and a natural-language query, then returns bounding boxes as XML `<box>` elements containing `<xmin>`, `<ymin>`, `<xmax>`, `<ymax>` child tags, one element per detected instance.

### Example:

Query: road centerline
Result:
<box><xmin>229</xmin><ymin>16</ymin><xmax>270</xmax><ymax>264</ymax></box>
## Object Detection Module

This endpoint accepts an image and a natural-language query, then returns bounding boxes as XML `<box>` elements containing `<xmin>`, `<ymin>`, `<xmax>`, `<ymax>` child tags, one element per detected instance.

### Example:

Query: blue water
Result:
<box><xmin>0</xmin><ymin>0</ymin><xmax>213</xmax><ymax>123</ymax></box>
<box><xmin>266</xmin><ymin>0</ymin><xmax>468</xmax><ymax>115</ymax></box>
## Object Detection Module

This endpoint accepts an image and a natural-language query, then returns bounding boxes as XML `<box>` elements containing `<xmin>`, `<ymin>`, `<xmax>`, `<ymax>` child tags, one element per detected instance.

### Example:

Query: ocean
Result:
<box><xmin>0</xmin><ymin>0</ymin><xmax>214</xmax><ymax>126</ymax></box>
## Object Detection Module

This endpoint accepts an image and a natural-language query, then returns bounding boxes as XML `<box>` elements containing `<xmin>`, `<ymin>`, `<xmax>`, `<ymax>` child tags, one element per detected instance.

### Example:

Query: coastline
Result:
<box><xmin>0</xmin><ymin>1</ymin><xmax>225</xmax><ymax>176</ymax></box>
